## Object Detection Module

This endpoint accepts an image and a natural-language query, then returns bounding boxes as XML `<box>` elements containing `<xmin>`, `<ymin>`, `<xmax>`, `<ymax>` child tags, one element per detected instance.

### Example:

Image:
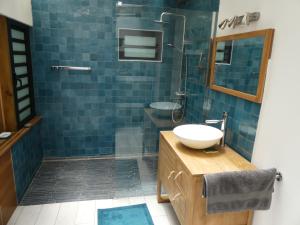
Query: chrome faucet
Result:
<box><xmin>205</xmin><ymin>112</ymin><xmax>228</xmax><ymax>147</ymax></box>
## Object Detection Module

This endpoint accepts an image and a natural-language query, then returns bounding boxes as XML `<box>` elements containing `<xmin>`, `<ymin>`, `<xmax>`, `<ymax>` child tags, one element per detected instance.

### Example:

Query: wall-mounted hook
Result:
<box><xmin>276</xmin><ymin>172</ymin><xmax>283</xmax><ymax>182</ymax></box>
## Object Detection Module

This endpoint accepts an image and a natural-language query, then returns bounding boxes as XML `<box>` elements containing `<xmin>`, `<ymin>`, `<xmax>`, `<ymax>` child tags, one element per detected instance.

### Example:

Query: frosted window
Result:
<box><xmin>9</xmin><ymin>19</ymin><xmax>35</xmax><ymax>126</ymax></box>
<box><xmin>217</xmin><ymin>41</ymin><xmax>225</xmax><ymax>50</ymax></box>
<box><xmin>124</xmin><ymin>48</ymin><xmax>156</xmax><ymax>58</ymax></box>
<box><xmin>15</xmin><ymin>66</ymin><xmax>28</xmax><ymax>75</ymax></box>
<box><xmin>18</xmin><ymin>98</ymin><xmax>30</xmax><ymax>110</ymax></box>
<box><xmin>215</xmin><ymin>40</ymin><xmax>233</xmax><ymax>64</ymax></box>
<box><xmin>216</xmin><ymin>52</ymin><xmax>225</xmax><ymax>61</ymax></box>
<box><xmin>18</xmin><ymin>77</ymin><xmax>29</xmax><ymax>87</ymax></box>
<box><xmin>12</xmin><ymin>42</ymin><xmax>26</xmax><ymax>52</ymax></box>
<box><xmin>124</xmin><ymin>36</ymin><xmax>156</xmax><ymax>47</ymax></box>
<box><xmin>14</xmin><ymin>55</ymin><xmax>27</xmax><ymax>64</ymax></box>
<box><xmin>11</xmin><ymin>29</ymin><xmax>25</xmax><ymax>40</ymax></box>
<box><xmin>119</xmin><ymin>29</ymin><xmax>162</xmax><ymax>61</ymax></box>
<box><xmin>19</xmin><ymin>108</ymin><xmax>31</xmax><ymax>121</ymax></box>
<box><xmin>17</xmin><ymin>88</ymin><xmax>29</xmax><ymax>98</ymax></box>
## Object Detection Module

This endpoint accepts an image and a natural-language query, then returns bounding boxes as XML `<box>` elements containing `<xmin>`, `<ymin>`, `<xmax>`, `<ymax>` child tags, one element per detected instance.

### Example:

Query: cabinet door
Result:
<box><xmin>159</xmin><ymin>157</ymin><xmax>175</xmax><ymax>194</ymax></box>
<box><xmin>158</xmin><ymin>139</ymin><xmax>187</xmax><ymax>225</ymax></box>
<box><xmin>171</xmin><ymin>175</ymin><xmax>186</xmax><ymax>225</ymax></box>
<box><xmin>159</xmin><ymin>138</ymin><xmax>176</xmax><ymax>191</ymax></box>
<box><xmin>0</xmin><ymin>150</ymin><xmax>17</xmax><ymax>225</ymax></box>
<box><xmin>171</xmin><ymin>161</ymin><xmax>192</xmax><ymax>225</ymax></box>
<box><xmin>174</xmin><ymin>162</ymin><xmax>190</xmax><ymax>195</ymax></box>
<box><xmin>7</xmin><ymin>18</ymin><xmax>35</xmax><ymax>128</ymax></box>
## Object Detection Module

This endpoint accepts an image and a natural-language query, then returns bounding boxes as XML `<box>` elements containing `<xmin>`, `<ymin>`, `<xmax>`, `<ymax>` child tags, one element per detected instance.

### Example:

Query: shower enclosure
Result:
<box><xmin>24</xmin><ymin>0</ymin><xmax>220</xmax><ymax>204</ymax></box>
<box><xmin>114</xmin><ymin>2</ymin><xmax>217</xmax><ymax>158</ymax></box>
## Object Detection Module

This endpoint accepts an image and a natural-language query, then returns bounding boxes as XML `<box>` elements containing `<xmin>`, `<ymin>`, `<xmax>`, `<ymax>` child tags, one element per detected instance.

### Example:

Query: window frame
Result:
<box><xmin>7</xmin><ymin>19</ymin><xmax>36</xmax><ymax>128</ymax></box>
<box><xmin>118</xmin><ymin>28</ymin><xmax>163</xmax><ymax>62</ymax></box>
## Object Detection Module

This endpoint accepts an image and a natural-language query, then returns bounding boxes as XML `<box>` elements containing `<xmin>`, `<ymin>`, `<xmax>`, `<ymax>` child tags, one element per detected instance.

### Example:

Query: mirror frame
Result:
<box><xmin>209</xmin><ymin>29</ymin><xmax>274</xmax><ymax>103</ymax></box>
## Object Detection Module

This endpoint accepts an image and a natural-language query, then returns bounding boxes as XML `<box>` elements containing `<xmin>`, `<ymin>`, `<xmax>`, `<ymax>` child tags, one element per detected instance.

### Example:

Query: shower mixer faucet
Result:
<box><xmin>205</xmin><ymin>112</ymin><xmax>228</xmax><ymax>148</ymax></box>
<box><xmin>175</xmin><ymin>91</ymin><xmax>186</xmax><ymax>97</ymax></box>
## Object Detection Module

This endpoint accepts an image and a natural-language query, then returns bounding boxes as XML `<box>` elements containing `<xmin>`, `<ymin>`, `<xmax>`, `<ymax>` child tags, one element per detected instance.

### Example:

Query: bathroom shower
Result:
<box><xmin>153</xmin><ymin>12</ymin><xmax>186</xmax><ymax>55</ymax></box>
<box><xmin>167</xmin><ymin>43</ymin><xmax>188</xmax><ymax>123</ymax></box>
<box><xmin>113</xmin><ymin>4</ymin><xmax>216</xmax><ymax>157</ymax></box>
<box><xmin>153</xmin><ymin>12</ymin><xmax>188</xmax><ymax>123</ymax></box>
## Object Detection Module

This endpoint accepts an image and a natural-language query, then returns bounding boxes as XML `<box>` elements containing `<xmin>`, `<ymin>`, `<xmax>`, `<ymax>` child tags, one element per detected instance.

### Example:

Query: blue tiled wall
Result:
<box><xmin>215</xmin><ymin>37</ymin><xmax>264</xmax><ymax>95</ymax></box>
<box><xmin>178</xmin><ymin>0</ymin><xmax>260</xmax><ymax>161</ymax></box>
<box><xmin>177</xmin><ymin>0</ymin><xmax>219</xmax><ymax>11</ymax></box>
<box><xmin>31</xmin><ymin>0</ymin><xmax>118</xmax><ymax>157</ymax></box>
<box><xmin>201</xmin><ymin>90</ymin><xmax>261</xmax><ymax>160</ymax></box>
<box><xmin>184</xmin><ymin>40</ymin><xmax>261</xmax><ymax>160</ymax></box>
<box><xmin>30</xmin><ymin>0</ymin><xmax>218</xmax><ymax>157</ymax></box>
<box><xmin>185</xmin><ymin>56</ymin><xmax>261</xmax><ymax>161</ymax></box>
<box><xmin>186</xmin><ymin>81</ymin><xmax>261</xmax><ymax>161</ymax></box>
<box><xmin>12</xmin><ymin>123</ymin><xmax>43</xmax><ymax>202</ymax></box>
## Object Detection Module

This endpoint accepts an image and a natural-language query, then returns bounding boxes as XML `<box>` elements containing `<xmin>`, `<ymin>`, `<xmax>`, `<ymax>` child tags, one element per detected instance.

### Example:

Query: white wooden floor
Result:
<box><xmin>8</xmin><ymin>195</ymin><xmax>180</xmax><ymax>225</ymax></box>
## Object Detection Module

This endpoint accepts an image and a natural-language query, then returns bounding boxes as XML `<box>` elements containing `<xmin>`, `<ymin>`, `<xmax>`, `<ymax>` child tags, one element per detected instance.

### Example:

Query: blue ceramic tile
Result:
<box><xmin>12</xmin><ymin>123</ymin><xmax>43</xmax><ymax>202</ymax></box>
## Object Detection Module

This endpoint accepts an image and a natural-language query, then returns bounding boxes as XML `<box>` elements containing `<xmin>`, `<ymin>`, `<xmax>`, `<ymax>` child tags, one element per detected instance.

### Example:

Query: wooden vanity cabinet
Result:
<box><xmin>157</xmin><ymin>131</ymin><xmax>255</xmax><ymax>225</ymax></box>
<box><xmin>0</xmin><ymin>150</ymin><xmax>17</xmax><ymax>225</ymax></box>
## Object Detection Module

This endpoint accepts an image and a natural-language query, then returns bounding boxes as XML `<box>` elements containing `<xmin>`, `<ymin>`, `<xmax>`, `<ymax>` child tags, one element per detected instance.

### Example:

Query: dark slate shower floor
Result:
<box><xmin>21</xmin><ymin>156</ymin><xmax>158</xmax><ymax>205</ymax></box>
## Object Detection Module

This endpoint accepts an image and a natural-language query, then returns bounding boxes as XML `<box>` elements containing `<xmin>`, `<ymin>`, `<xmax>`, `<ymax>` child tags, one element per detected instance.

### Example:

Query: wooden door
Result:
<box><xmin>0</xmin><ymin>150</ymin><xmax>17</xmax><ymax>225</ymax></box>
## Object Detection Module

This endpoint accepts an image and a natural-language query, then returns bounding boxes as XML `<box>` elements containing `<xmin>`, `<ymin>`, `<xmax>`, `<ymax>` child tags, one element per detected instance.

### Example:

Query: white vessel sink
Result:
<box><xmin>150</xmin><ymin>102</ymin><xmax>181</xmax><ymax>118</ymax></box>
<box><xmin>173</xmin><ymin>124</ymin><xmax>223</xmax><ymax>149</ymax></box>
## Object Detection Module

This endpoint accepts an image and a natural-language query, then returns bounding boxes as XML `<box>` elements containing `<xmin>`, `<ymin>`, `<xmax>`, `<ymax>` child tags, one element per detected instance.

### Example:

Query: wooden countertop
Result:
<box><xmin>0</xmin><ymin>116</ymin><xmax>42</xmax><ymax>157</ymax></box>
<box><xmin>160</xmin><ymin>131</ymin><xmax>256</xmax><ymax>176</ymax></box>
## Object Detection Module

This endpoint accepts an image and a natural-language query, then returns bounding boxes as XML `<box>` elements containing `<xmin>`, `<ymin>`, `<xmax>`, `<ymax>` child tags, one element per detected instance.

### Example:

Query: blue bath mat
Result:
<box><xmin>98</xmin><ymin>204</ymin><xmax>154</xmax><ymax>225</ymax></box>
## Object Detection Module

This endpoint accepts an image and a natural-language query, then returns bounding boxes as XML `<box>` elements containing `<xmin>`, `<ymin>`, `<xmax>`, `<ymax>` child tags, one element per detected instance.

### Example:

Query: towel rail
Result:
<box><xmin>51</xmin><ymin>66</ymin><xmax>92</xmax><ymax>71</ymax></box>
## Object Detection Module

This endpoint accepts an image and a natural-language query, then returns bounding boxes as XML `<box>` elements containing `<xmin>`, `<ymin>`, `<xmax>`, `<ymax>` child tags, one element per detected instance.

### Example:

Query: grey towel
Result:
<box><xmin>203</xmin><ymin>168</ymin><xmax>277</xmax><ymax>214</ymax></box>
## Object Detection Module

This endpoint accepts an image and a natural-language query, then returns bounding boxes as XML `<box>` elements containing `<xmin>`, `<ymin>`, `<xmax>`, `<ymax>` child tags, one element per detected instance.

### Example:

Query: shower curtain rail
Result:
<box><xmin>51</xmin><ymin>66</ymin><xmax>92</xmax><ymax>71</ymax></box>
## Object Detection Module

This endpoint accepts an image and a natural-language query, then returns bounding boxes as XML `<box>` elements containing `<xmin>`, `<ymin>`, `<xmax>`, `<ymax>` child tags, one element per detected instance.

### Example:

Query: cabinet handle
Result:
<box><xmin>174</xmin><ymin>171</ymin><xmax>183</xmax><ymax>180</ymax></box>
<box><xmin>168</xmin><ymin>170</ymin><xmax>176</xmax><ymax>180</ymax></box>
<box><xmin>171</xmin><ymin>193</ymin><xmax>181</xmax><ymax>201</ymax></box>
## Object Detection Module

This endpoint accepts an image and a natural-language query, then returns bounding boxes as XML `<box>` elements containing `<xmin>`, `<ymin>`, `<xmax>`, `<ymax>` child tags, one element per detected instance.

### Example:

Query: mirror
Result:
<box><xmin>209</xmin><ymin>29</ymin><xmax>274</xmax><ymax>103</ymax></box>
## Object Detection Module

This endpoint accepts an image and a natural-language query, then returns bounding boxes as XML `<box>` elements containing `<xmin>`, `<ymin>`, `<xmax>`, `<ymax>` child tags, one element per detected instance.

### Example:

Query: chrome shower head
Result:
<box><xmin>154</xmin><ymin>12</ymin><xmax>185</xmax><ymax>25</ymax></box>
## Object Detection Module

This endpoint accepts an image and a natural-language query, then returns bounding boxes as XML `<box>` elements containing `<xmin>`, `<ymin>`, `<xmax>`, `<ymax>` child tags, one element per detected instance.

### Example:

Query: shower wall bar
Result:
<box><xmin>51</xmin><ymin>66</ymin><xmax>92</xmax><ymax>71</ymax></box>
<box><xmin>116</xmin><ymin>1</ymin><xmax>144</xmax><ymax>8</ymax></box>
